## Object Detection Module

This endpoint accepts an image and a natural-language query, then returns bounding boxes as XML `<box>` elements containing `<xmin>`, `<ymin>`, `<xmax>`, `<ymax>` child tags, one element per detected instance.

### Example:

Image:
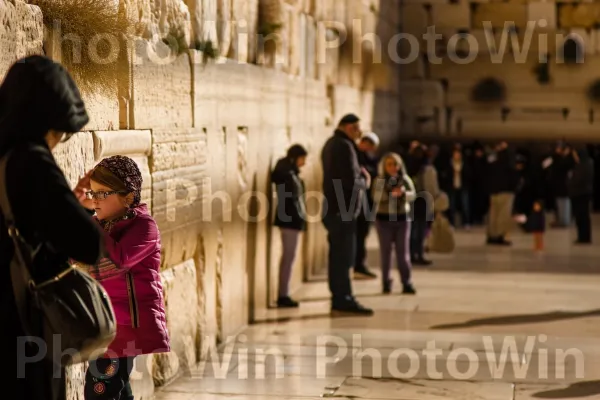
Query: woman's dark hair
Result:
<box><xmin>287</xmin><ymin>144</ymin><xmax>308</xmax><ymax>160</ymax></box>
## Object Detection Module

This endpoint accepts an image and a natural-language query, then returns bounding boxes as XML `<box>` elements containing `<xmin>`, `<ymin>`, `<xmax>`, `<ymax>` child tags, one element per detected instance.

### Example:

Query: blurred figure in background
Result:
<box><xmin>441</xmin><ymin>148</ymin><xmax>472</xmax><ymax>228</ymax></box>
<box><xmin>548</xmin><ymin>143</ymin><xmax>572</xmax><ymax>228</ymax></box>
<box><xmin>569</xmin><ymin>146</ymin><xmax>594</xmax><ymax>244</ymax></box>
<box><xmin>486</xmin><ymin>141</ymin><xmax>517</xmax><ymax>245</ymax></box>
<box><xmin>470</xmin><ymin>144</ymin><xmax>489</xmax><ymax>226</ymax></box>
<box><xmin>411</xmin><ymin>145</ymin><xmax>439</xmax><ymax>265</ymax></box>
<box><xmin>354</xmin><ymin>132</ymin><xmax>380</xmax><ymax>280</ymax></box>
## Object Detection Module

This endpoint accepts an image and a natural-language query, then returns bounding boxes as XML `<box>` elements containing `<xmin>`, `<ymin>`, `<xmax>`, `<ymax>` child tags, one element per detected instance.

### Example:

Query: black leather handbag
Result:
<box><xmin>0</xmin><ymin>151</ymin><xmax>116</xmax><ymax>366</ymax></box>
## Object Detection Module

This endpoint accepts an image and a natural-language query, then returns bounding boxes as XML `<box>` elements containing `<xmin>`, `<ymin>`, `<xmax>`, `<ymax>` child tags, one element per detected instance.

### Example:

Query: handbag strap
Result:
<box><xmin>0</xmin><ymin>150</ymin><xmax>37</xmax><ymax>270</ymax></box>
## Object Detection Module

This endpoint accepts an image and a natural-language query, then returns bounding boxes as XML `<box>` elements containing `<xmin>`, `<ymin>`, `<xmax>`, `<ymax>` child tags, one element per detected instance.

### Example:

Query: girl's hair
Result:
<box><xmin>287</xmin><ymin>144</ymin><xmax>308</xmax><ymax>160</ymax></box>
<box><xmin>90</xmin><ymin>165</ymin><xmax>129</xmax><ymax>193</ymax></box>
<box><xmin>379</xmin><ymin>152</ymin><xmax>405</xmax><ymax>177</ymax></box>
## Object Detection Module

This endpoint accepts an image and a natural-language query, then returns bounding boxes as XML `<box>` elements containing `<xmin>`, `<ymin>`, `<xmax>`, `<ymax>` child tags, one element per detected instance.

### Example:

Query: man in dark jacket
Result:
<box><xmin>321</xmin><ymin>114</ymin><xmax>373</xmax><ymax>315</ymax></box>
<box><xmin>271</xmin><ymin>144</ymin><xmax>308</xmax><ymax>307</ymax></box>
<box><xmin>549</xmin><ymin>143</ymin><xmax>573</xmax><ymax>227</ymax></box>
<box><xmin>486</xmin><ymin>141</ymin><xmax>517</xmax><ymax>245</ymax></box>
<box><xmin>569</xmin><ymin>146</ymin><xmax>594</xmax><ymax>244</ymax></box>
<box><xmin>354</xmin><ymin>131</ymin><xmax>380</xmax><ymax>280</ymax></box>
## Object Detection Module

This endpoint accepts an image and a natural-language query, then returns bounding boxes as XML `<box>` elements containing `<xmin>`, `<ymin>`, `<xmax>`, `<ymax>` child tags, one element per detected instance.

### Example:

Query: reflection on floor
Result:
<box><xmin>155</xmin><ymin>218</ymin><xmax>600</xmax><ymax>399</ymax></box>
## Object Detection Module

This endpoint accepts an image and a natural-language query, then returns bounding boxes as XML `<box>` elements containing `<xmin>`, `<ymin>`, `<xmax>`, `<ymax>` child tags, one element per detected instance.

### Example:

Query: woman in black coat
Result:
<box><xmin>0</xmin><ymin>56</ymin><xmax>104</xmax><ymax>400</ymax></box>
<box><xmin>271</xmin><ymin>144</ymin><xmax>308</xmax><ymax>307</ymax></box>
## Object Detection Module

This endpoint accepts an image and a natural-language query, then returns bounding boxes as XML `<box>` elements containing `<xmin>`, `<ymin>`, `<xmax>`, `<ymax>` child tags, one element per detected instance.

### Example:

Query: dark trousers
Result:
<box><xmin>410</xmin><ymin>220</ymin><xmax>427</xmax><ymax>260</ymax></box>
<box><xmin>323</xmin><ymin>214</ymin><xmax>356</xmax><ymax>304</ymax></box>
<box><xmin>572</xmin><ymin>195</ymin><xmax>592</xmax><ymax>243</ymax></box>
<box><xmin>355</xmin><ymin>214</ymin><xmax>371</xmax><ymax>270</ymax></box>
<box><xmin>470</xmin><ymin>188</ymin><xmax>488</xmax><ymax>225</ymax></box>
<box><xmin>375</xmin><ymin>220</ymin><xmax>412</xmax><ymax>285</ymax></box>
<box><xmin>85</xmin><ymin>357</ymin><xmax>135</xmax><ymax>400</ymax></box>
<box><xmin>449</xmin><ymin>188</ymin><xmax>471</xmax><ymax>226</ymax></box>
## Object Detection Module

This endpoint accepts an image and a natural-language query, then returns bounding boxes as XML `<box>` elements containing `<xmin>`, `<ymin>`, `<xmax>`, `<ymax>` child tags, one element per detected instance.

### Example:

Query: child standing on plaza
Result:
<box><xmin>75</xmin><ymin>156</ymin><xmax>170</xmax><ymax>400</ymax></box>
<box><xmin>528</xmin><ymin>200</ymin><xmax>546</xmax><ymax>251</ymax></box>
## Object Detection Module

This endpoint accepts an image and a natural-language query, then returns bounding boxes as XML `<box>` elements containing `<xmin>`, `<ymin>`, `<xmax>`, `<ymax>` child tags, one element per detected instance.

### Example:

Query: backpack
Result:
<box><xmin>428</xmin><ymin>213</ymin><xmax>455</xmax><ymax>253</ymax></box>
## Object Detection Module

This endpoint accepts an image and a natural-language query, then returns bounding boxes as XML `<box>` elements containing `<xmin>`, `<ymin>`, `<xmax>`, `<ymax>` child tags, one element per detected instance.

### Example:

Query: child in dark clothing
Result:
<box><xmin>527</xmin><ymin>200</ymin><xmax>545</xmax><ymax>251</ymax></box>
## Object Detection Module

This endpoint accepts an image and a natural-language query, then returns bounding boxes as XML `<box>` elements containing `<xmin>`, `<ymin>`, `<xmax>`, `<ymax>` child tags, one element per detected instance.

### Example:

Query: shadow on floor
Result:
<box><xmin>531</xmin><ymin>381</ymin><xmax>600</xmax><ymax>398</ymax></box>
<box><xmin>430</xmin><ymin>309</ymin><xmax>600</xmax><ymax>330</ymax></box>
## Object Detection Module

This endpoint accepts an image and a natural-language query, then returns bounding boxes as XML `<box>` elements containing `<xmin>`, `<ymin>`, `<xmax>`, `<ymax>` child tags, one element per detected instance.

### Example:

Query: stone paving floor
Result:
<box><xmin>155</xmin><ymin>218</ymin><xmax>600</xmax><ymax>399</ymax></box>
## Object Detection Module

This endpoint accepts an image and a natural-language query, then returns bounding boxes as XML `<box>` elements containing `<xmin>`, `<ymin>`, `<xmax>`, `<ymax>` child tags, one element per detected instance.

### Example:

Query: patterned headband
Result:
<box><xmin>95</xmin><ymin>155</ymin><xmax>143</xmax><ymax>207</ymax></box>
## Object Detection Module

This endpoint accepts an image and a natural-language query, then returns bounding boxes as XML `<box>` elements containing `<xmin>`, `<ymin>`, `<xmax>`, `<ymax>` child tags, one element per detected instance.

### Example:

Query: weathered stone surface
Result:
<box><xmin>129</xmin><ymin>355</ymin><xmax>155</xmax><ymax>399</ymax></box>
<box><xmin>123</xmin><ymin>0</ymin><xmax>192</xmax><ymax>49</ymax></box>
<box><xmin>132</xmin><ymin>44</ymin><xmax>193</xmax><ymax>129</ymax></box>
<box><xmin>431</xmin><ymin>3</ymin><xmax>471</xmax><ymax>30</ymax></box>
<box><xmin>472</xmin><ymin>3</ymin><xmax>528</xmax><ymax>29</ymax></box>
<box><xmin>154</xmin><ymin>260</ymin><xmax>199</xmax><ymax>384</ymax></box>
<box><xmin>83</xmin><ymin>90</ymin><xmax>120</xmax><ymax>131</ymax></box>
<box><xmin>0</xmin><ymin>0</ymin><xmax>43</xmax><ymax>78</ymax></box>
<box><xmin>53</xmin><ymin>133</ymin><xmax>96</xmax><ymax>188</ymax></box>
<box><xmin>151</xmin><ymin>128</ymin><xmax>208</xmax><ymax>247</ymax></box>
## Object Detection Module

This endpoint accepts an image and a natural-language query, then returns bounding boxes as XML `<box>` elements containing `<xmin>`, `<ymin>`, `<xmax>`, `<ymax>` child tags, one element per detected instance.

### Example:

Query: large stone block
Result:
<box><xmin>559</xmin><ymin>3</ymin><xmax>600</xmax><ymax>29</ymax></box>
<box><xmin>528</xmin><ymin>2</ymin><xmax>557</xmax><ymax>30</ymax></box>
<box><xmin>0</xmin><ymin>0</ymin><xmax>43</xmax><ymax>79</ymax></box>
<box><xmin>151</xmin><ymin>128</ymin><xmax>208</xmax><ymax>236</ymax></box>
<box><xmin>154</xmin><ymin>260</ymin><xmax>199</xmax><ymax>384</ymax></box>
<box><xmin>131</xmin><ymin>44</ymin><xmax>193</xmax><ymax>129</ymax></box>
<box><xmin>401</xmin><ymin>5</ymin><xmax>428</xmax><ymax>36</ymax></box>
<box><xmin>431</xmin><ymin>4</ymin><xmax>471</xmax><ymax>30</ymax></box>
<box><xmin>472</xmin><ymin>4</ymin><xmax>528</xmax><ymax>29</ymax></box>
<box><xmin>399</xmin><ymin>80</ymin><xmax>445</xmax><ymax>110</ymax></box>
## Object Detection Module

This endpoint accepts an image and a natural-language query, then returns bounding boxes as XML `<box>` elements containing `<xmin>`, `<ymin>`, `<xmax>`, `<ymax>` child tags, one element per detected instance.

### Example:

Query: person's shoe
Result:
<box><xmin>574</xmin><ymin>240</ymin><xmax>592</xmax><ymax>245</ymax></box>
<box><xmin>331</xmin><ymin>300</ymin><xmax>374</xmax><ymax>316</ymax></box>
<box><xmin>487</xmin><ymin>236</ymin><xmax>500</xmax><ymax>244</ymax></box>
<box><xmin>354</xmin><ymin>266</ymin><xmax>377</xmax><ymax>280</ymax></box>
<box><xmin>413</xmin><ymin>258</ymin><xmax>432</xmax><ymax>266</ymax></box>
<box><xmin>383</xmin><ymin>279</ymin><xmax>392</xmax><ymax>294</ymax></box>
<box><xmin>402</xmin><ymin>284</ymin><xmax>417</xmax><ymax>295</ymax></box>
<box><xmin>277</xmin><ymin>297</ymin><xmax>299</xmax><ymax>308</ymax></box>
<box><xmin>498</xmin><ymin>237</ymin><xmax>512</xmax><ymax>246</ymax></box>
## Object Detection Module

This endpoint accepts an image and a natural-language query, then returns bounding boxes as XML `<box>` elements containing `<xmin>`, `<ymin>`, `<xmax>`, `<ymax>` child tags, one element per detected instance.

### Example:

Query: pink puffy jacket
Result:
<box><xmin>96</xmin><ymin>204</ymin><xmax>170</xmax><ymax>358</ymax></box>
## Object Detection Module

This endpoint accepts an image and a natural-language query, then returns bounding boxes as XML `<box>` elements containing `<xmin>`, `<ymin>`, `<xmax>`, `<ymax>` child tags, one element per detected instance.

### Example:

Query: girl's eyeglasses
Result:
<box><xmin>85</xmin><ymin>190</ymin><xmax>127</xmax><ymax>200</ymax></box>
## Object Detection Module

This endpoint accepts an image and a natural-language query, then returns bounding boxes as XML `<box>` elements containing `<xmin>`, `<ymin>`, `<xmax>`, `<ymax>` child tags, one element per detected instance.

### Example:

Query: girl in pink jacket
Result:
<box><xmin>76</xmin><ymin>155</ymin><xmax>170</xmax><ymax>400</ymax></box>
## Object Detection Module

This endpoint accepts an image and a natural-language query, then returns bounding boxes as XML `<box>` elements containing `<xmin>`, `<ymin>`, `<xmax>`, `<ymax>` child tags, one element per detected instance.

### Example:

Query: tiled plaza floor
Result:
<box><xmin>156</xmin><ymin>218</ymin><xmax>600</xmax><ymax>399</ymax></box>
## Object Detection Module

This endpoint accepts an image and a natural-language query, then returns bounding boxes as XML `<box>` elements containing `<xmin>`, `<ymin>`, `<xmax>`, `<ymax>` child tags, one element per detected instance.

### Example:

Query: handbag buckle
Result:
<box><xmin>8</xmin><ymin>226</ymin><xmax>18</xmax><ymax>238</ymax></box>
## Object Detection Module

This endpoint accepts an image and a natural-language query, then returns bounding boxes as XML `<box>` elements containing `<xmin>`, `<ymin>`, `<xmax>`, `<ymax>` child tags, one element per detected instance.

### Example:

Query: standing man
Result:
<box><xmin>321</xmin><ymin>114</ymin><xmax>374</xmax><ymax>315</ymax></box>
<box><xmin>569</xmin><ymin>146</ymin><xmax>594</xmax><ymax>244</ymax></box>
<box><xmin>354</xmin><ymin>132</ymin><xmax>380</xmax><ymax>280</ymax></box>
<box><xmin>487</xmin><ymin>141</ymin><xmax>517</xmax><ymax>245</ymax></box>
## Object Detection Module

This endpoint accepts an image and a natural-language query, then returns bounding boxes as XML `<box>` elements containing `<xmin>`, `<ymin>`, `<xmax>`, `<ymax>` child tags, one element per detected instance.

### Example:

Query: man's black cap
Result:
<box><xmin>338</xmin><ymin>113</ymin><xmax>360</xmax><ymax>125</ymax></box>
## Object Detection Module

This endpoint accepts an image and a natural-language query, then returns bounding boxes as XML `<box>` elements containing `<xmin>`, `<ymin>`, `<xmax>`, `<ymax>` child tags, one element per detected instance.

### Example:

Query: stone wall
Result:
<box><xmin>399</xmin><ymin>0</ymin><xmax>600</xmax><ymax>139</ymax></box>
<box><xmin>1</xmin><ymin>0</ymin><xmax>401</xmax><ymax>398</ymax></box>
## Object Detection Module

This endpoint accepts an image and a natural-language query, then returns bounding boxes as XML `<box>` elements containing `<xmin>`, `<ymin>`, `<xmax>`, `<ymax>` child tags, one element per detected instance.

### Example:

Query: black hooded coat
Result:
<box><xmin>0</xmin><ymin>56</ymin><xmax>104</xmax><ymax>400</ymax></box>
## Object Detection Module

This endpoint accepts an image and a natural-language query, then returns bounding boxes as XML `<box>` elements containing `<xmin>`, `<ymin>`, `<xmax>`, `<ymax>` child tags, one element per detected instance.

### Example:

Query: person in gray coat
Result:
<box><xmin>372</xmin><ymin>153</ymin><xmax>417</xmax><ymax>294</ymax></box>
<box><xmin>569</xmin><ymin>146</ymin><xmax>594</xmax><ymax>244</ymax></box>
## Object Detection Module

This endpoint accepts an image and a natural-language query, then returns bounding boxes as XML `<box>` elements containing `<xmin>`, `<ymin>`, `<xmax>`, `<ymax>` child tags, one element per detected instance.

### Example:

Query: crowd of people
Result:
<box><xmin>272</xmin><ymin>114</ymin><xmax>597</xmax><ymax>317</ymax></box>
